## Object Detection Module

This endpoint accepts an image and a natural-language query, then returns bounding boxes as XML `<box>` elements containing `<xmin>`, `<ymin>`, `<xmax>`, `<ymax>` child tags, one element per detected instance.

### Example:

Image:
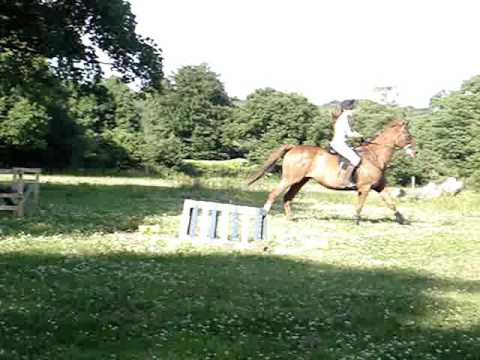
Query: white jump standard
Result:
<box><xmin>179</xmin><ymin>199</ymin><xmax>267</xmax><ymax>243</ymax></box>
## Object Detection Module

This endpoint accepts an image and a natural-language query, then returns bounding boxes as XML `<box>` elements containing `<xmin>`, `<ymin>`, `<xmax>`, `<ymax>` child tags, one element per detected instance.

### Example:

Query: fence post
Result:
<box><xmin>261</xmin><ymin>211</ymin><xmax>267</xmax><ymax>241</ymax></box>
<box><xmin>188</xmin><ymin>206</ymin><xmax>199</xmax><ymax>239</ymax></box>
<box><xmin>253</xmin><ymin>208</ymin><xmax>265</xmax><ymax>241</ymax></box>
<box><xmin>208</xmin><ymin>210</ymin><xmax>219</xmax><ymax>240</ymax></box>
<box><xmin>218</xmin><ymin>207</ymin><xmax>229</xmax><ymax>242</ymax></box>
<box><xmin>0</xmin><ymin>168</ymin><xmax>41</xmax><ymax>217</ymax></box>
<box><xmin>179</xmin><ymin>199</ymin><xmax>192</xmax><ymax>239</ymax></box>
<box><xmin>16</xmin><ymin>171</ymin><xmax>25</xmax><ymax>217</ymax></box>
<box><xmin>240</xmin><ymin>213</ymin><xmax>250</xmax><ymax>243</ymax></box>
<box><xmin>33</xmin><ymin>172</ymin><xmax>40</xmax><ymax>205</ymax></box>
<box><xmin>198</xmin><ymin>206</ymin><xmax>210</xmax><ymax>240</ymax></box>
<box><xmin>231</xmin><ymin>209</ymin><xmax>239</xmax><ymax>241</ymax></box>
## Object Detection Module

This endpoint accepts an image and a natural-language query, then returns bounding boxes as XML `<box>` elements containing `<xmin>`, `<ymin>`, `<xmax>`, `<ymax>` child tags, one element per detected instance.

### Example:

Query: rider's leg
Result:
<box><xmin>344</xmin><ymin>160</ymin><xmax>361</xmax><ymax>185</ymax></box>
<box><xmin>331</xmin><ymin>143</ymin><xmax>361</xmax><ymax>186</ymax></box>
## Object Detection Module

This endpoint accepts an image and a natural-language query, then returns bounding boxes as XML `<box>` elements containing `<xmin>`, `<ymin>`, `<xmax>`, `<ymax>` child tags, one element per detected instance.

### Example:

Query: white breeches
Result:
<box><xmin>331</xmin><ymin>141</ymin><xmax>361</xmax><ymax>166</ymax></box>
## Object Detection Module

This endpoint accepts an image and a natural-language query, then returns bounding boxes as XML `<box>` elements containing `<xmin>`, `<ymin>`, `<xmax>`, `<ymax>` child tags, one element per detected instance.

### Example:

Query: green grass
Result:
<box><xmin>0</xmin><ymin>174</ymin><xmax>479</xmax><ymax>359</ymax></box>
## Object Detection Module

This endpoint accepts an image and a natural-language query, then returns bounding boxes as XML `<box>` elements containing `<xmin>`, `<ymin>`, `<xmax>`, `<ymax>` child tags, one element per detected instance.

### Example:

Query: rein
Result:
<box><xmin>360</xmin><ymin>139</ymin><xmax>398</xmax><ymax>150</ymax></box>
<box><xmin>357</xmin><ymin>139</ymin><xmax>403</xmax><ymax>171</ymax></box>
<box><xmin>353</xmin><ymin>121</ymin><xmax>414</xmax><ymax>170</ymax></box>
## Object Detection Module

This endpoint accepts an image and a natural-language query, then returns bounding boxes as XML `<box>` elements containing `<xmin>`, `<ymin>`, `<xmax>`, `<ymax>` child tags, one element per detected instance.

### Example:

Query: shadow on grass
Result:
<box><xmin>279</xmin><ymin>192</ymin><xmax>423</xmax><ymax>225</ymax></box>
<box><xmin>0</xmin><ymin>251</ymin><xmax>478</xmax><ymax>359</ymax></box>
<box><xmin>291</xmin><ymin>213</ymin><xmax>400</xmax><ymax>224</ymax></box>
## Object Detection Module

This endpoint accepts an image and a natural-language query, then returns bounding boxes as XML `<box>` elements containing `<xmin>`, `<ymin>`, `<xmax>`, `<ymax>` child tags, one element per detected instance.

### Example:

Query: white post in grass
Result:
<box><xmin>198</xmin><ymin>206</ymin><xmax>210</xmax><ymax>241</ymax></box>
<box><xmin>219</xmin><ymin>208</ymin><xmax>230</xmax><ymax>242</ymax></box>
<box><xmin>240</xmin><ymin>213</ymin><xmax>250</xmax><ymax>243</ymax></box>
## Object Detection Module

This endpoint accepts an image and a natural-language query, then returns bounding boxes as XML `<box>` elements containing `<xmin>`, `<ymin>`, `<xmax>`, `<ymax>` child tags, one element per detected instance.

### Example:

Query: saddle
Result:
<box><xmin>327</xmin><ymin>145</ymin><xmax>362</xmax><ymax>170</ymax></box>
<box><xmin>327</xmin><ymin>144</ymin><xmax>362</xmax><ymax>186</ymax></box>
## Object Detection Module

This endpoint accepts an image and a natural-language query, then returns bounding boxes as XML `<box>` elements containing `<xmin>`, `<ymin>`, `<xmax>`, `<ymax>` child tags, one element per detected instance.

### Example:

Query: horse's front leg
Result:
<box><xmin>355</xmin><ymin>186</ymin><xmax>371</xmax><ymax>225</ymax></box>
<box><xmin>378</xmin><ymin>188</ymin><xmax>410</xmax><ymax>225</ymax></box>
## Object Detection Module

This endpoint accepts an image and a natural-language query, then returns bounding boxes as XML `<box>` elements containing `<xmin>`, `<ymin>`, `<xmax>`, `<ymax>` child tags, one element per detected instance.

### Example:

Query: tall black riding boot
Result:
<box><xmin>342</xmin><ymin>164</ymin><xmax>357</xmax><ymax>188</ymax></box>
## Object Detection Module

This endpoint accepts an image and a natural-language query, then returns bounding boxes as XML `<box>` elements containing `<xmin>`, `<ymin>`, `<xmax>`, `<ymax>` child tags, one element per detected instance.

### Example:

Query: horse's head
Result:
<box><xmin>392</xmin><ymin>119</ymin><xmax>416</xmax><ymax>157</ymax></box>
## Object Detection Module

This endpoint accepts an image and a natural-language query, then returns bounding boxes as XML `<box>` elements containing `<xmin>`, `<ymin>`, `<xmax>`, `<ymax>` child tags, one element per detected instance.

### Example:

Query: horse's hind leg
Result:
<box><xmin>355</xmin><ymin>185</ymin><xmax>371</xmax><ymax>225</ymax></box>
<box><xmin>263</xmin><ymin>179</ymin><xmax>290</xmax><ymax>213</ymax></box>
<box><xmin>283</xmin><ymin>178</ymin><xmax>310</xmax><ymax>220</ymax></box>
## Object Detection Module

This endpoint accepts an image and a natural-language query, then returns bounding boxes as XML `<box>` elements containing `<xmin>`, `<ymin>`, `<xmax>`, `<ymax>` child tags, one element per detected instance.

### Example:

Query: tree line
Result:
<box><xmin>1</xmin><ymin>1</ymin><xmax>480</xmax><ymax>187</ymax></box>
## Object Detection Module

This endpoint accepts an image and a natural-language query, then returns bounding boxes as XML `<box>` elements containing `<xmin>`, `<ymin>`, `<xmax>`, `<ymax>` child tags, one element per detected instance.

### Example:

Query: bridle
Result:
<box><xmin>360</xmin><ymin>139</ymin><xmax>398</xmax><ymax>150</ymax></box>
<box><xmin>360</xmin><ymin>123</ymin><xmax>414</xmax><ymax>151</ymax></box>
<box><xmin>357</xmin><ymin>125</ymin><xmax>415</xmax><ymax>169</ymax></box>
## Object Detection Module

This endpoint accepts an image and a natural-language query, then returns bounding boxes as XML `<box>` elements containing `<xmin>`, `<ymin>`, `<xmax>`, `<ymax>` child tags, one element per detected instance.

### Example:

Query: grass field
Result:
<box><xmin>0</xmin><ymin>173</ymin><xmax>479</xmax><ymax>359</ymax></box>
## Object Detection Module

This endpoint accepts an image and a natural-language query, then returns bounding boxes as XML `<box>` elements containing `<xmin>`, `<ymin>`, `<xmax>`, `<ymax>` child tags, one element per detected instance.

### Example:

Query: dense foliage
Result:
<box><xmin>226</xmin><ymin>88</ymin><xmax>330</xmax><ymax>162</ymax></box>
<box><xmin>1</xmin><ymin>1</ymin><xmax>480</xmax><ymax>186</ymax></box>
<box><xmin>0</xmin><ymin>0</ymin><xmax>163</xmax><ymax>87</ymax></box>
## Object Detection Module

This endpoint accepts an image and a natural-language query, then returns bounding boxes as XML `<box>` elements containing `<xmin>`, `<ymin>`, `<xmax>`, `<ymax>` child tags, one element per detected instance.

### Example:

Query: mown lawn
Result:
<box><xmin>0</xmin><ymin>174</ymin><xmax>479</xmax><ymax>359</ymax></box>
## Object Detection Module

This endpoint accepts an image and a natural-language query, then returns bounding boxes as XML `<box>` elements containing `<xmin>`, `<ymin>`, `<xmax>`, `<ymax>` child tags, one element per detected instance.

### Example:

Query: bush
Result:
<box><xmin>181</xmin><ymin>158</ymin><xmax>253</xmax><ymax>177</ymax></box>
<box><xmin>467</xmin><ymin>170</ymin><xmax>480</xmax><ymax>190</ymax></box>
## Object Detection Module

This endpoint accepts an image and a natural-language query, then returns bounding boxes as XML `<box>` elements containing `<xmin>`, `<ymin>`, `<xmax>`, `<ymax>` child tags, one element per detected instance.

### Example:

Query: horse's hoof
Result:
<box><xmin>395</xmin><ymin>212</ymin><xmax>410</xmax><ymax>225</ymax></box>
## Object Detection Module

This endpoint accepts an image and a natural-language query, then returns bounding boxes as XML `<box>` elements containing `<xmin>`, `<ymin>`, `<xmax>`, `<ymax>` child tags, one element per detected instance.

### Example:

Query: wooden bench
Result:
<box><xmin>0</xmin><ymin>168</ymin><xmax>41</xmax><ymax>217</ymax></box>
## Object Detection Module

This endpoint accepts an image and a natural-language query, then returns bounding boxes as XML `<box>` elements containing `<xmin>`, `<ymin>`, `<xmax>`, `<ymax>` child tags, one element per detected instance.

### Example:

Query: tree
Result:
<box><xmin>1</xmin><ymin>0</ymin><xmax>163</xmax><ymax>88</ymax></box>
<box><xmin>304</xmin><ymin>106</ymin><xmax>334</xmax><ymax>147</ymax></box>
<box><xmin>140</xmin><ymin>64</ymin><xmax>232</xmax><ymax>162</ymax></box>
<box><xmin>139</xmin><ymin>93</ymin><xmax>185</xmax><ymax>168</ymax></box>
<box><xmin>0</xmin><ymin>96</ymin><xmax>49</xmax><ymax>150</ymax></box>
<box><xmin>173</xmin><ymin>64</ymin><xmax>232</xmax><ymax>159</ymax></box>
<box><xmin>418</xmin><ymin>75</ymin><xmax>480</xmax><ymax>178</ymax></box>
<box><xmin>372</xmin><ymin>85</ymin><xmax>400</xmax><ymax>105</ymax></box>
<box><xmin>66</xmin><ymin>83</ymin><xmax>115</xmax><ymax>167</ymax></box>
<box><xmin>354</xmin><ymin>100</ymin><xmax>405</xmax><ymax>138</ymax></box>
<box><xmin>227</xmin><ymin>88</ymin><xmax>323</xmax><ymax>162</ymax></box>
<box><xmin>0</xmin><ymin>51</ymin><xmax>76</xmax><ymax>166</ymax></box>
<box><xmin>102</xmin><ymin>77</ymin><xmax>143</xmax><ymax>167</ymax></box>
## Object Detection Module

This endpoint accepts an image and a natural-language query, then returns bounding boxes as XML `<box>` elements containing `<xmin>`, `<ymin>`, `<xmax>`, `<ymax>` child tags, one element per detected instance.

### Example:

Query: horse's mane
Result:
<box><xmin>375</xmin><ymin>118</ymin><xmax>405</xmax><ymax>136</ymax></box>
<box><xmin>386</xmin><ymin>118</ymin><xmax>406</xmax><ymax>128</ymax></box>
<box><xmin>361</xmin><ymin>118</ymin><xmax>406</xmax><ymax>147</ymax></box>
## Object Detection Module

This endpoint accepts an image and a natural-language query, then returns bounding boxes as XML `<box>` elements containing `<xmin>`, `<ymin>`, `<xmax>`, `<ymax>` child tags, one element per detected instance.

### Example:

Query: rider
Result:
<box><xmin>330</xmin><ymin>99</ymin><xmax>363</xmax><ymax>187</ymax></box>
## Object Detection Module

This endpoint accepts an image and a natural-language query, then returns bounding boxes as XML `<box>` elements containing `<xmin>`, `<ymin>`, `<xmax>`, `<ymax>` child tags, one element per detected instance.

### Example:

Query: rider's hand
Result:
<box><xmin>352</xmin><ymin>131</ymin><xmax>363</xmax><ymax>138</ymax></box>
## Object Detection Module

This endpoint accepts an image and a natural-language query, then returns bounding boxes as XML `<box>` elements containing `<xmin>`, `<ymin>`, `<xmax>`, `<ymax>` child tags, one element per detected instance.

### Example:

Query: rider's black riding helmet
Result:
<box><xmin>340</xmin><ymin>99</ymin><xmax>356</xmax><ymax>111</ymax></box>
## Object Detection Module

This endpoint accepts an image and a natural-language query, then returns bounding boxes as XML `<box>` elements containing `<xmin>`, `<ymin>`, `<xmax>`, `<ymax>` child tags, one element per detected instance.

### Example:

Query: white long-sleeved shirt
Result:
<box><xmin>331</xmin><ymin>110</ymin><xmax>358</xmax><ymax>146</ymax></box>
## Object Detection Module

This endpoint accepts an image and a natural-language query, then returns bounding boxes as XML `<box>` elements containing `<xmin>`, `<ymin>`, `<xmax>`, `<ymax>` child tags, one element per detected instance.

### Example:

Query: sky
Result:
<box><xmin>129</xmin><ymin>0</ymin><xmax>480</xmax><ymax>108</ymax></box>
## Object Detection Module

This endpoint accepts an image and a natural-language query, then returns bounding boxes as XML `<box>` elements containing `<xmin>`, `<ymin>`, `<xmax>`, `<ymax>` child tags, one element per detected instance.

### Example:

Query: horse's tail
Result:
<box><xmin>247</xmin><ymin>144</ymin><xmax>295</xmax><ymax>186</ymax></box>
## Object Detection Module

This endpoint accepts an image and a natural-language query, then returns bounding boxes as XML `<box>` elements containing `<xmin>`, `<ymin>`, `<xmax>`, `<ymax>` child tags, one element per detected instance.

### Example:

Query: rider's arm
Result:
<box><xmin>342</xmin><ymin>111</ymin><xmax>362</xmax><ymax>138</ymax></box>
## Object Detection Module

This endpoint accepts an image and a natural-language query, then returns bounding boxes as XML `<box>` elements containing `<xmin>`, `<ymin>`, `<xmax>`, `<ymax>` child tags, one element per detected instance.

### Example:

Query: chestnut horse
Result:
<box><xmin>248</xmin><ymin>119</ymin><xmax>416</xmax><ymax>224</ymax></box>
